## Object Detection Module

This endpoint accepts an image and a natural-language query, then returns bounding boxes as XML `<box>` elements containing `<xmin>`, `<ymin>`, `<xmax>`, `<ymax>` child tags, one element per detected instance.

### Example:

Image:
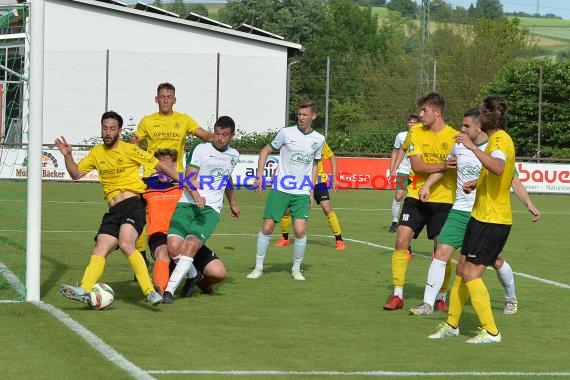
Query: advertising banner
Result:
<box><xmin>0</xmin><ymin>148</ymin><xmax>98</xmax><ymax>181</ymax></box>
<box><xmin>1</xmin><ymin>148</ymin><xmax>569</xmax><ymax>194</ymax></box>
<box><xmin>516</xmin><ymin>162</ymin><xmax>570</xmax><ymax>194</ymax></box>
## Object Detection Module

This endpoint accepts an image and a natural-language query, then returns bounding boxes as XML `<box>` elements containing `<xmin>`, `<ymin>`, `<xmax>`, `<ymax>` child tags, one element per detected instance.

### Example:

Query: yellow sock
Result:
<box><xmin>135</xmin><ymin>226</ymin><xmax>147</xmax><ymax>252</ymax></box>
<box><xmin>446</xmin><ymin>275</ymin><xmax>469</xmax><ymax>328</ymax></box>
<box><xmin>128</xmin><ymin>250</ymin><xmax>154</xmax><ymax>296</ymax></box>
<box><xmin>280</xmin><ymin>214</ymin><xmax>292</xmax><ymax>236</ymax></box>
<box><xmin>440</xmin><ymin>260</ymin><xmax>453</xmax><ymax>294</ymax></box>
<box><xmin>391</xmin><ymin>249</ymin><xmax>409</xmax><ymax>287</ymax></box>
<box><xmin>326</xmin><ymin>210</ymin><xmax>342</xmax><ymax>236</ymax></box>
<box><xmin>80</xmin><ymin>255</ymin><xmax>106</xmax><ymax>292</ymax></box>
<box><xmin>466</xmin><ymin>278</ymin><xmax>499</xmax><ymax>335</ymax></box>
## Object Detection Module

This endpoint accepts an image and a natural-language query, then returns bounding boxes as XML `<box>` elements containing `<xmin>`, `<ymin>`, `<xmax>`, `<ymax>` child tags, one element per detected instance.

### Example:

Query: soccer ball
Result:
<box><xmin>89</xmin><ymin>283</ymin><xmax>115</xmax><ymax>310</ymax></box>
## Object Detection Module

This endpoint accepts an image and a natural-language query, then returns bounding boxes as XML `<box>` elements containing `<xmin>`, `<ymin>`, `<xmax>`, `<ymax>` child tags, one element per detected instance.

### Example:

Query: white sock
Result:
<box><xmin>394</xmin><ymin>286</ymin><xmax>403</xmax><ymax>298</ymax></box>
<box><xmin>292</xmin><ymin>235</ymin><xmax>307</xmax><ymax>270</ymax></box>
<box><xmin>165</xmin><ymin>256</ymin><xmax>193</xmax><ymax>294</ymax></box>
<box><xmin>423</xmin><ymin>258</ymin><xmax>447</xmax><ymax>307</ymax></box>
<box><xmin>436</xmin><ymin>292</ymin><xmax>447</xmax><ymax>302</ymax></box>
<box><xmin>187</xmin><ymin>263</ymin><xmax>198</xmax><ymax>279</ymax></box>
<box><xmin>496</xmin><ymin>260</ymin><xmax>516</xmax><ymax>299</ymax></box>
<box><xmin>391</xmin><ymin>199</ymin><xmax>401</xmax><ymax>222</ymax></box>
<box><xmin>255</xmin><ymin>231</ymin><xmax>271</xmax><ymax>269</ymax></box>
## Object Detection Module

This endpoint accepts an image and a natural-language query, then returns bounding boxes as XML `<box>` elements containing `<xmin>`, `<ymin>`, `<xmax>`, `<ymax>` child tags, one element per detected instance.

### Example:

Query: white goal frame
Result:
<box><xmin>25</xmin><ymin>0</ymin><xmax>45</xmax><ymax>301</ymax></box>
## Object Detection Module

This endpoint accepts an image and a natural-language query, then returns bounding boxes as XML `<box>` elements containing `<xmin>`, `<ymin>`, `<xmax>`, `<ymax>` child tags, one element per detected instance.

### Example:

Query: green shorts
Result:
<box><xmin>263</xmin><ymin>189</ymin><xmax>310</xmax><ymax>222</ymax></box>
<box><xmin>168</xmin><ymin>203</ymin><xmax>220</xmax><ymax>243</ymax></box>
<box><xmin>393</xmin><ymin>172</ymin><xmax>411</xmax><ymax>191</ymax></box>
<box><xmin>437</xmin><ymin>209</ymin><xmax>471</xmax><ymax>248</ymax></box>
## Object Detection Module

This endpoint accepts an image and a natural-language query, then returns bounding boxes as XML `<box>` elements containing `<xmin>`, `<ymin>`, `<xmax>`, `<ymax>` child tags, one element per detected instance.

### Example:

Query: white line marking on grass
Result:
<box><xmin>147</xmin><ymin>370</ymin><xmax>570</xmax><ymax>377</ymax></box>
<box><xmin>513</xmin><ymin>272</ymin><xmax>570</xmax><ymax>289</ymax></box>
<box><xmin>0</xmin><ymin>261</ymin><xmax>27</xmax><ymax>296</ymax></box>
<box><xmin>0</xmin><ymin>260</ymin><xmax>154</xmax><ymax>380</ymax></box>
<box><xmin>3</xmin><ymin>231</ymin><xmax>568</xmax><ymax>290</ymax></box>
<box><xmin>34</xmin><ymin>302</ymin><xmax>155</xmax><ymax>380</ymax></box>
<box><xmin>339</xmin><ymin>237</ymin><xmax>570</xmax><ymax>289</ymax></box>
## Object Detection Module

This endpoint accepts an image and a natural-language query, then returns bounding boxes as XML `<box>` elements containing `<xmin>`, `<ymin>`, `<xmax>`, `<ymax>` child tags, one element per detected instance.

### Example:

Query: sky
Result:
<box><xmin>429</xmin><ymin>0</ymin><xmax>570</xmax><ymax>20</ymax></box>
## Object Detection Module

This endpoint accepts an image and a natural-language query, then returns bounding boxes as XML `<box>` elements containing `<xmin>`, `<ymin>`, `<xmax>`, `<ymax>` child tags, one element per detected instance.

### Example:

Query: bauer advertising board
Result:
<box><xmin>1</xmin><ymin>148</ymin><xmax>569</xmax><ymax>194</ymax></box>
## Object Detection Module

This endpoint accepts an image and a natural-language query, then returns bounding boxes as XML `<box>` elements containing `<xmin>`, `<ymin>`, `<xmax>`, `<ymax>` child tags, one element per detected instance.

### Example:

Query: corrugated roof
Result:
<box><xmin>57</xmin><ymin>0</ymin><xmax>301</xmax><ymax>50</ymax></box>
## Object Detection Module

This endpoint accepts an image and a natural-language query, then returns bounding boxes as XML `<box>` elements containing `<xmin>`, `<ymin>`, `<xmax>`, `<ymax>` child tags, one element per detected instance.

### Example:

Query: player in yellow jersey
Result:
<box><xmin>429</xmin><ymin>95</ymin><xmax>515</xmax><ymax>343</ymax></box>
<box><xmin>384</xmin><ymin>92</ymin><xmax>458</xmax><ymax>311</ymax></box>
<box><xmin>133</xmin><ymin>82</ymin><xmax>212</xmax><ymax>176</ymax></box>
<box><xmin>274</xmin><ymin>141</ymin><xmax>345</xmax><ymax>250</ymax></box>
<box><xmin>55</xmin><ymin>111</ymin><xmax>189</xmax><ymax>307</ymax></box>
<box><xmin>132</xmin><ymin>82</ymin><xmax>213</xmax><ymax>279</ymax></box>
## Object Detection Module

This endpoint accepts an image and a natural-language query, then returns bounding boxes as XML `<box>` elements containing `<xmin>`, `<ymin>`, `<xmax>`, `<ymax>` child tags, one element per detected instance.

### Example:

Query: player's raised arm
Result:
<box><xmin>54</xmin><ymin>136</ymin><xmax>85</xmax><ymax>180</ymax></box>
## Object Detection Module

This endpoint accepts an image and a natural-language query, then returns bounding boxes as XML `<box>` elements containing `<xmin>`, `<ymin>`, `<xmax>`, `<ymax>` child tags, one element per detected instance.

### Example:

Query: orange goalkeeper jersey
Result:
<box><xmin>143</xmin><ymin>186</ymin><xmax>183</xmax><ymax>236</ymax></box>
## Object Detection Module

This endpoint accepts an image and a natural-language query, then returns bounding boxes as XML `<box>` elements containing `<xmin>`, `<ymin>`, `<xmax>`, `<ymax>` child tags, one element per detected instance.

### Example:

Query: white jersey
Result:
<box><xmin>393</xmin><ymin>131</ymin><xmax>411</xmax><ymax>174</ymax></box>
<box><xmin>452</xmin><ymin>140</ymin><xmax>487</xmax><ymax>212</ymax></box>
<box><xmin>179</xmin><ymin>142</ymin><xmax>240</xmax><ymax>214</ymax></box>
<box><xmin>270</xmin><ymin>125</ymin><xmax>325</xmax><ymax>195</ymax></box>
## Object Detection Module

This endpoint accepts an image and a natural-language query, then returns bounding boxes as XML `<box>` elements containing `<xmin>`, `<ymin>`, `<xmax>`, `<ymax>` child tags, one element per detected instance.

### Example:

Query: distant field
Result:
<box><xmin>525</xmin><ymin>26</ymin><xmax>570</xmax><ymax>41</ymax></box>
<box><xmin>204</xmin><ymin>3</ymin><xmax>225</xmax><ymax>18</ymax></box>
<box><xmin>368</xmin><ymin>6</ymin><xmax>390</xmax><ymax>19</ymax></box>
<box><xmin>512</xmin><ymin>16</ymin><xmax>570</xmax><ymax>28</ymax></box>
<box><xmin>369</xmin><ymin>7</ymin><xmax>570</xmax><ymax>51</ymax></box>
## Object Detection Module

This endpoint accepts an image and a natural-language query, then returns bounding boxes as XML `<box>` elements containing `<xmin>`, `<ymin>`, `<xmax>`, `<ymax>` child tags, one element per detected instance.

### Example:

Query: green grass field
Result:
<box><xmin>1</xmin><ymin>181</ymin><xmax>569</xmax><ymax>379</ymax></box>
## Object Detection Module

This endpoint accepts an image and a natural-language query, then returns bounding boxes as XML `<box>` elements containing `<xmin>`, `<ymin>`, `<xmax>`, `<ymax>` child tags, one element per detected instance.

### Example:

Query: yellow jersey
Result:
<box><xmin>78</xmin><ymin>141</ymin><xmax>159</xmax><ymax>202</ymax></box>
<box><xmin>471</xmin><ymin>130</ymin><xmax>515</xmax><ymax>225</ymax></box>
<box><xmin>135</xmin><ymin>111</ymin><xmax>201</xmax><ymax>176</ymax></box>
<box><xmin>403</xmin><ymin>123</ymin><xmax>457</xmax><ymax>203</ymax></box>
<box><xmin>316</xmin><ymin>142</ymin><xmax>334</xmax><ymax>184</ymax></box>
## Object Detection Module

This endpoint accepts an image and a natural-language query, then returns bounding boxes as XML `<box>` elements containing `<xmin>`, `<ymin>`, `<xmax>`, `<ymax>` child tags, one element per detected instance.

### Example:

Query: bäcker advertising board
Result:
<box><xmin>0</xmin><ymin>149</ymin><xmax>98</xmax><ymax>181</ymax></box>
<box><xmin>1</xmin><ymin>149</ymin><xmax>568</xmax><ymax>194</ymax></box>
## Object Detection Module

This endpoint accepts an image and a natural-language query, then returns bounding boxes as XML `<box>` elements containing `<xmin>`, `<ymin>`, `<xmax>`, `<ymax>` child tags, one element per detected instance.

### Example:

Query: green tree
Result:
<box><xmin>218</xmin><ymin>0</ymin><xmax>327</xmax><ymax>44</ymax></box>
<box><xmin>475</xmin><ymin>0</ymin><xmax>503</xmax><ymax>20</ymax></box>
<box><xmin>292</xmin><ymin>0</ymin><xmax>386</xmax><ymax>131</ymax></box>
<box><xmin>481</xmin><ymin>58</ymin><xmax>570</xmax><ymax>158</ymax></box>
<box><xmin>187</xmin><ymin>3</ymin><xmax>209</xmax><ymax>17</ymax></box>
<box><xmin>430</xmin><ymin>0</ymin><xmax>453</xmax><ymax>22</ymax></box>
<box><xmin>386</xmin><ymin>0</ymin><xmax>417</xmax><ymax>19</ymax></box>
<box><xmin>168</xmin><ymin>0</ymin><xmax>187</xmax><ymax>16</ymax></box>
<box><xmin>428</xmin><ymin>17</ymin><xmax>532</xmax><ymax>124</ymax></box>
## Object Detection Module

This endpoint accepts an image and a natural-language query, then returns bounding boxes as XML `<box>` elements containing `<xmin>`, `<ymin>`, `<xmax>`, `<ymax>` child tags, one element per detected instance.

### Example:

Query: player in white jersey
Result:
<box><xmin>388</xmin><ymin>114</ymin><xmax>419</xmax><ymax>233</ymax></box>
<box><xmin>162</xmin><ymin>116</ymin><xmax>240</xmax><ymax>303</ymax></box>
<box><xmin>409</xmin><ymin>109</ymin><xmax>540</xmax><ymax>316</ymax></box>
<box><xmin>247</xmin><ymin>100</ymin><xmax>325</xmax><ymax>281</ymax></box>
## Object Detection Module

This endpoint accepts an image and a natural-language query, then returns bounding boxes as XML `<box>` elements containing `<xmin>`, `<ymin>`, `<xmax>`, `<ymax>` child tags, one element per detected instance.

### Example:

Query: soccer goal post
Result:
<box><xmin>0</xmin><ymin>1</ymin><xmax>43</xmax><ymax>302</ymax></box>
<box><xmin>25</xmin><ymin>0</ymin><xmax>45</xmax><ymax>302</ymax></box>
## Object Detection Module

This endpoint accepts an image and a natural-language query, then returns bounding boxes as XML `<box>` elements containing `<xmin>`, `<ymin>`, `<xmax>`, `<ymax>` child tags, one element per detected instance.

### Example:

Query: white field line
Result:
<box><xmin>34</xmin><ymin>302</ymin><xmax>155</xmax><ymax>380</ymax></box>
<box><xmin>1</xmin><ymin>231</ymin><xmax>568</xmax><ymax>289</ymax></box>
<box><xmin>1</xmin><ymin>233</ymin><xmax>568</xmax><ymax>378</ymax></box>
<box><xmin>147</xmin><ymin>370</ymin><xmax>570</xmax><ymax>377</ymax></box>
<box><xmin>0</xmin><ymin>260</ymin><xmax>154</xmax><ymax>380</ymax></box>
<box><xmin>0</xmin><ymin>261</ymin><xmax>26</xmax><ymax>295</ymax></box>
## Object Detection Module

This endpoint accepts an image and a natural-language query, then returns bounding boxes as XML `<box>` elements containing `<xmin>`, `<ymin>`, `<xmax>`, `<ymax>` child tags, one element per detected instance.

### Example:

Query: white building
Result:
<box><xmin>1</xmin><ymin>0</ymin><xmax>302</xmax><ymax>144</ymax></box>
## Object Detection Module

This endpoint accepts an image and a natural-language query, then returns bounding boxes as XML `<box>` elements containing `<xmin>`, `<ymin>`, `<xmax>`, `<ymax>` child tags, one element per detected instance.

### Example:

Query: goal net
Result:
<box><xmin>0</xmin><ymin>3</ymin><xmax>29</xmax><ymax>302</ymax></box>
